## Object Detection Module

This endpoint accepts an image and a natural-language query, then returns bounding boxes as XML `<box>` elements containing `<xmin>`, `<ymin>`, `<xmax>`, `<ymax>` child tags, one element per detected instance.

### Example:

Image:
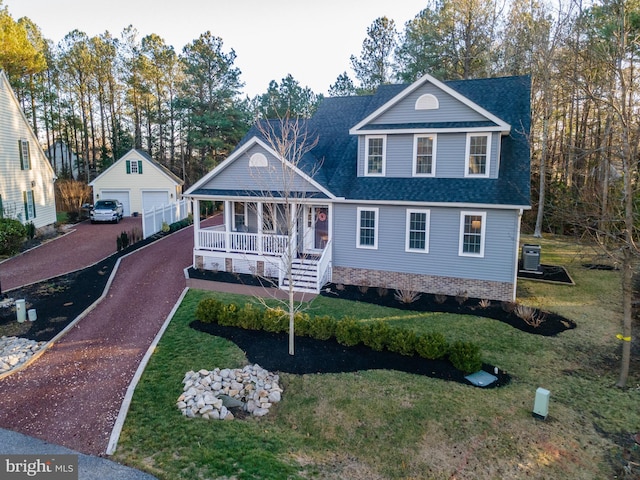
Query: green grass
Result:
<box><xmin>114</xmin><ymin>234</ymin><xmax>640</xmax><ymax>479</ymax></box>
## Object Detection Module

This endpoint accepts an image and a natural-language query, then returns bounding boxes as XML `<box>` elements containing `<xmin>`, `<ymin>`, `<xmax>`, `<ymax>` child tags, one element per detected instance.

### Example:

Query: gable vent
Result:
<box><xmin>249</xmin><ymin>152</ymin><xmax>268</xmax><ymax>167</ymax></box>
<box><xmin>415</xmin><ymin>93</ymin><xmax>439</xmax><ymax>110</ymax></box>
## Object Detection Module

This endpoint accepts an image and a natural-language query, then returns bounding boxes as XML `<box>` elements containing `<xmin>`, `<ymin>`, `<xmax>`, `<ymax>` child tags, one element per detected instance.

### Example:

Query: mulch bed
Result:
<box><xmin>190</xmin><ymin>320</ymin><xmax>511</xmax><ymax>388</ymax></box>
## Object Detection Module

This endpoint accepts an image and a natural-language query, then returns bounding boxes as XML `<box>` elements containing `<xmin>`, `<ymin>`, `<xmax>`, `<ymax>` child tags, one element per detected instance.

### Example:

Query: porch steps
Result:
<box><xmin>281</xmin><ymin>258</ymin><xmax>319</xmax><ymax>293</ymax></box>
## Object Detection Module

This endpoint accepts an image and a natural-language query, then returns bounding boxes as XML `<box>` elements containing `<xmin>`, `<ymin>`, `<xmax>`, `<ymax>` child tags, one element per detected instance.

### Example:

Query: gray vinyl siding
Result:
<box><xmin>332</xmin><ymin>203</ymin><xmax>519</xmax><ymax>283</ymax></box>
<box><xmin>358</xmin><ymin>132</ymin><xmax>501</xmax><ymax>178</ymax></box>
<box><xmin>371</xmin><ymin>83</ymin><xmax>488</xmax><ymax>125</ymax></box>
<box><xmin>204</xmin><ymin>144</ymin><xmax>321</xmax><ymax>193</ymax></box>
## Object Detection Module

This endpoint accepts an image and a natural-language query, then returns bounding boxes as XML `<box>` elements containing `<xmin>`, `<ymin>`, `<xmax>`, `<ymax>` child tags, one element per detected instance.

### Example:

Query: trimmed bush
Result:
<box><xmin>335</xmin><ymin>316</ymin><xmax>362</xmax><ymax>347</ymax></box>
<box><xmin>362</xmin><ymin>320</ymin><xmax>391</xmax><ymax>351</ymax></box>
<box><xmin>0</xmin><ymin>218</ymin><xmax>27</xmax><ymax>255</ymax></box>
<box><xmin>415</xmin><ymin>333</ymin><xmax>449</xmax><ymax>360</ymax></box>
<box><xmin>448</xmin><ymin>341</ymin><xmax>482</xmax><ymax>374</ymax></box>
<box><xmin>308</xmin><ymin>315</ymin><xmax>336</xmax><ymax>340</ymax></box>
<box><xmin>237</xmin><ymin>303</ymin><xmax>261</xmax><ymax>330</ymax></box>
<box><xmin>387</xmin><ymin>328</ymin><xmax>418</xmax><ymax>356</ymax></box>
<box><xmin>294</xmin><ymin>312</ymin><xmax>312</xmax><ymax>337</ymax></box>
<box><xmin>217</xmin><ymin>303</ymin><xmax>239</xmax><ymax>326</ymax></box>
<box><xmin>195</xmin><ymin>297</ymin><xmax>226</xmax><ymax>324</ymax></box>
<box><xmin>262</xmin><ymin>307</ymin><xmax>288</xmax><ymax>333</ymax></box>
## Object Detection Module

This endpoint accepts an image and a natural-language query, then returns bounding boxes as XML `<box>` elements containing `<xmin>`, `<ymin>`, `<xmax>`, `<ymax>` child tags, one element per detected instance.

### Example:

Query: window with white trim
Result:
<box><xmin>24</xmin><ymin>190</ymin><xmax>35</xmax><ymax>220</ymax></box>
<box><xmin>365</xmin><ymin>136</ymin><xmax>385</xmax><ymax>176</ymax></box>
<box><xmin>465</xmin><ymin>133</ymin><xmax>491</xmax><ymax>177</ymax></box>
<box><xmin>233</xmin><ymin>202</ymin><xmax>247</xmax><ymax>230</ymax></box>
<box><xmin>405</xmin><ymin>209</ymin><xmax>430</xmax><ymax>253</ymax></box>
<box><xmin>413</xmin><ymin>135</ymin><xmax>436</xmax><ymax>176</ymax></box>
<box><xmin>19</xmin><ymin>140</ymin><xmax>30</xmax><ymax>170</ymax></box>
<box><xmin>357</xmin><ymin>207</ymin><xmax>378</xmax><ymax>249</ymax></box>
<box><xmin>459</xmin><ymin>211</ymin><xmax>486</xmax><ymax>257</ymax></box>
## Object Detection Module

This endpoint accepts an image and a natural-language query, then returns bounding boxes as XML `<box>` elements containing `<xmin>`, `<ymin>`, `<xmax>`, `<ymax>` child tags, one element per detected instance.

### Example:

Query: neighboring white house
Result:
<box><xmin>0</xmin><ymin>70</ymin><xmax>57</xmax><ymax>231</ymax></box>
<box><xmin>46</xmin><ymin>140</ymin><xmax>80</xmax><ymax>179</ymax></box>
<box><xmin>89</xmin><ymin>149</ymin><xmax>184</xmax><ymax>216</ymax></box>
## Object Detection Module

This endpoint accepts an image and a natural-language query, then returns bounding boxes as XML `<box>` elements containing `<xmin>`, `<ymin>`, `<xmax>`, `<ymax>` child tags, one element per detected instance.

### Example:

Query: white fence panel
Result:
<box><xmin>142</xmin><ymin>199</ymin><xmax>191</xmax><ymax>239</ymax></box>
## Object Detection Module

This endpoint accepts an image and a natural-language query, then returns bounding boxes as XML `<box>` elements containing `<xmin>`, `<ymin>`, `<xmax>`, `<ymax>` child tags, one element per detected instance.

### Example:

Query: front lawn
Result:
<box><xmin>113</xmin><ymin>235</ymin><xmax>640</xmax><ymax>479</ymax></box>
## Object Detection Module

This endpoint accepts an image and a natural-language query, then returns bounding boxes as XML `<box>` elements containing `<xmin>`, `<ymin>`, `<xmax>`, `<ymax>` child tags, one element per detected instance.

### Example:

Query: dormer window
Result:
<box><xmin>365</xmin><ymin>135</ymin><xmax>386</xmax><ymax>176</ymax></box>
<box><xmin>413</xmin><ymin>134</ymin><xmax>436</xmax><ymax>176</ymax></box>
<box><xmin>465</xmin><ymin>133</ymin><xmax>491</xmax><ymax>177</ymax></box>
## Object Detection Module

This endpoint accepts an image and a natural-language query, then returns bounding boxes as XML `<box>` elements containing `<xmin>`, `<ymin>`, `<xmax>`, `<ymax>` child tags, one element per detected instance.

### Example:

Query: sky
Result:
<box><xmin>4</xmin><ymin>0</ymin><xmax>428</xmax><ymax>98</ymax></box>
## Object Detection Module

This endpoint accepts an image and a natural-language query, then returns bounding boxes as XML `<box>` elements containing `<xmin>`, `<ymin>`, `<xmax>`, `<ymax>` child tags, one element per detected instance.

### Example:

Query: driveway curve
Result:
<box><xmin>0</xmin><ymin>219</ymin><xmax>203</xmax><ymax>455</ymax></box>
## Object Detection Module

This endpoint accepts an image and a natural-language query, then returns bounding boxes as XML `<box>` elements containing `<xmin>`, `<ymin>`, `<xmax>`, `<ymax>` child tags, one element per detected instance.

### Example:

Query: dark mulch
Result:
<box><xmin>190</xmin><ymin>320</ymin><xmax>511</xmax><ymax>388</ymax></box>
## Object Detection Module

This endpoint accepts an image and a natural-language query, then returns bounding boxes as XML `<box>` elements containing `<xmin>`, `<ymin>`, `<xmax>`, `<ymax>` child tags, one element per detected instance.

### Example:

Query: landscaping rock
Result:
<box><xmin>177</xmin><ymin>364</ymin><xmax>282</xmax><ymax>420</ymax></box>
<box><xmin>0</xmin><ymin>336</ymin><xmax>46</xmax><ymax>374</ymax></box>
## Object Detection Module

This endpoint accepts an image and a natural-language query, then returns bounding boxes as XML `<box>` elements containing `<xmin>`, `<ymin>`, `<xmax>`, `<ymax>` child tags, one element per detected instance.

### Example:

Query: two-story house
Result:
<box><xmin>0</xmin><ymin>70</ymin><xmax>57</xmax><ymax>232</ymax></box>
<box><xmin>184</xmin><ymin>73</ymin><xmax>531</xmax><ymax>301</ymax></box>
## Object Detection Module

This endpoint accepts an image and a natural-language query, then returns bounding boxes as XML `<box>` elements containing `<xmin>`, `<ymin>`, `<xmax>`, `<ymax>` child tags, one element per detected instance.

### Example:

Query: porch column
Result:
<box><xmin>224</xmin><ymin>200</ymin><xmax>232</xmax><ymax>252</ymax></box>
<box><xmin>257</xmin><ymin>201</ymin><xmax>263</xmax><ymax>254</ymax></box>
<box><xmin>193</xmin><ymin>199</ymin><xmax>201</xmax><ymax>249</ymax></box>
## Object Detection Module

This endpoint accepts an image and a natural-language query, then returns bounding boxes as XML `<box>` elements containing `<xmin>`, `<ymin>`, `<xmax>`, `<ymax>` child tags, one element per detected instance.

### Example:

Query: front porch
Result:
<box><xmin>192</xmin><ymin>199</ymin><xmax>333</xmax><ymax>293</ymax></box>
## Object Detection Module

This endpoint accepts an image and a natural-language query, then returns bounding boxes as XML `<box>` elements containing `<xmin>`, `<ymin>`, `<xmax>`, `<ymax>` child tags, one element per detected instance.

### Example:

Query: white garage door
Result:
<box><xmin>100</xmin><ymin>190</ymin><xmax>131</xmax><ymax>216</ymax></box>
<box><xmin>142</xmin><ymin>191</ymin><xmax>169</xmax><ymax>212</ymax></box>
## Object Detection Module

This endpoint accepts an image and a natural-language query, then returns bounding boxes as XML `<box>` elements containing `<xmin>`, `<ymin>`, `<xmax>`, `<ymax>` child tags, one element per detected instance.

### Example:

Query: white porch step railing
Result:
<box><xmin>279</xmin><ymin>241</ymin><xmax>332</xmax><ymax>294</ymax></box>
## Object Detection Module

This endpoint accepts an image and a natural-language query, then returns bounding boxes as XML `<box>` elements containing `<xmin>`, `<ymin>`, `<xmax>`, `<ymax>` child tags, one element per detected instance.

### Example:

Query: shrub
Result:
<box><xmin>455</xmin><ymin>290</ymin><xmax>468</xmax><ymax>305</ymax></box>
<box><xmin>387</xmin><ymin>328</ymin><xmax>418</xmax><ymax>356</ymax></box>
<box><xmin>434</xmin><ymin>293</ymin><xmax>448</xmax><ymax>304</ymax></box>
<box><xmin>394</xmin><ymin>288</ymin><xmax>421</xmax><ymax>304</ymax></box>
<box><xmin>362</xmin><ymin>320</ymin><xmax>391</xmax><ymax>351</ymax></box>
<box><xmin>217</xmin><ymin>303</ymin><xmax>239</xmax><ymax>326</ymax></box>
<box><xmin>335</xmin><ymin>316</ymin><xmax>362</xmax><ymax>347</ymax></box>
<box><xmin>308</xmin><ymin>315</ymin><xmax>336</xmax><ymax>340</ymax></box>
<box><xmin>294</xmin><ymin>312</ymin><xmax>312</xmax><ymax>336</ymax></box>
<box><xmin>0</xmin><ymin>218</ymin><xmax>27</xmax><ymax>255</ymax></box>
<box><xmin>415</xmin><ymin>333</ymin><xmax>449</xmax><ymax>360</ymax></box>
<box><xmin>448</xmin><ymin>341</ymin><xmax>482</xmax><ymax>374</ymax></box>
<box><xmin>195</xmin><ymin>297</ymin><xmax>226</xmax><ymax>324</ymax></box>
<box><xmin>161</xmin><ymin>221</ymin><xmax>170</xmax><ymax>233</ymax></box>
<box><xmin>262</xmin><ymin>307</ymin><xmax>288</xmax><ymax>333</ymax></box>
<box><xmin>514</xmin><ymin>304</ymin><xmax>547</xmax><ymax>328</ymax></box>
<box><xmin>25</xmin><ymin>221</ymin><xmax>36</xmax><ymax>240</ymax></box>
<box><xmin>236</xmin><ymin>303</ymin><xmax>261</xmax><ymax>330</ymax></box>
<box><xmin>376</xmin><ymin>287</ymin><xmax>388</xmax><ymax>297</ymax></box>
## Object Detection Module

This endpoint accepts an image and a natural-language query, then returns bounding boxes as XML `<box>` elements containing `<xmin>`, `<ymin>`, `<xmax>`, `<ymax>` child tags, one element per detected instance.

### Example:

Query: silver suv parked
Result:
<box><xmin>90</xmin><ymin>200</ymin><xmax>124</xmax><ymax>223</ymax></box>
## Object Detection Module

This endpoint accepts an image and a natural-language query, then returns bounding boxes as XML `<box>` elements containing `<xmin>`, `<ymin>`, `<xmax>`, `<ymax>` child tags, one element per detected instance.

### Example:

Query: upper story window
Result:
<box><xmin>357</xmin><ymin>207</ymin><xmax>378</xmax><ymax>249</ymax></box>
<box><xmin>406</xmin><ymin>209</ymin><xmax>430</xmax><ymax>253</ymax></box>
<box><xmin>413</xmin><ymin>134</ymin><xmax>436</xmax><ymax>176</ymax></box>
<box><xmin>465</xmin><ymin>133</ymin><xmax>491</xmax><ymax>177</ymax></box>
<box><xmin>126</xmin><ymin>159</ymin><xmax>143</xmax><ymax>174</ymax></box>
<box><xmin>19</xmin><ymin>140</ymin><xmax>31</xmax><ymax>170</ymax></box>
<box><xmin>459</xmin><ymin>211</ymin><xmax>486</xmax><ymax>257</ymax></box>
<box><xmin>365</xmin><ymin>136</ymin><xmax>386</xmax><ymax>176</ymax></box>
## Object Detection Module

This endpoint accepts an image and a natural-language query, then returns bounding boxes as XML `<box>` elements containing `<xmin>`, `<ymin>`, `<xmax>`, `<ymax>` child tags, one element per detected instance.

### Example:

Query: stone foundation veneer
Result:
<box><xmin>331</xmin><ymin>266</ymin><xmax>514</xmax><ymax>302</ymax></box>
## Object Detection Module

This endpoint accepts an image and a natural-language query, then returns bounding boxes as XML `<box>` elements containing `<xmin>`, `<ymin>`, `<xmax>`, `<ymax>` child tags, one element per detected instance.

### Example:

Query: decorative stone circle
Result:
<box><xmin>177</xmin><ymin>364</ymin><xmax>283</xmax><ymax>420</ymax></box>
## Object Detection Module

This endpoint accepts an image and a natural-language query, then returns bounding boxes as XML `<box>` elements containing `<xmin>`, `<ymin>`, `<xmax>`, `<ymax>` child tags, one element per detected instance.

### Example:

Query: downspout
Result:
<box><xmin>512</xmin><ymin>209</ymin><xmax>523</xmax><ymax>301</ymax></box>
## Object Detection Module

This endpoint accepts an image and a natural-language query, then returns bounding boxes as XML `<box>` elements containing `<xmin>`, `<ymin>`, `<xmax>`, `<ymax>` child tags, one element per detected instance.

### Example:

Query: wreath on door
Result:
<box><xmin>317</xmin><ymin>212</ymin><xmax>327</xmax><ymax>222</ymax></box>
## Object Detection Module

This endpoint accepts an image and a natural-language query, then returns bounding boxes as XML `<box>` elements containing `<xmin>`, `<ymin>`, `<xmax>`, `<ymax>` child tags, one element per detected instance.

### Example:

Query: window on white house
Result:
<box><xmin>262</xmin><ymin>203</ymin><xmax>277</xmax><ymax>233</ymax></box>
<box><xmin>357</xmin><ymin>207</ymin><xmax>378</xmax><ymax>249</ymax></box>
<box><xmin>19</xmin><ymin>140</ymin><xmax>31</xmax><ymax>170</ymax></box>
<box><xmin>0</xmin><ymin>194</ymin><xmax>3</xmax><ymax>218</ymax></box>
<box><xmin>459</xmin><ymin>211</ymin><xmax>486</xmax><ymax>257</ymax></box>
<box><xmin>406</xmin><ymin>209</ymin><xmax>430</xmax><ymax>252</ymax></box>
<box><xmin>414</xmin><ymin>135</ymin><xmax>436</xmax><ymax>176</ymax></box>
<box><xmin>365</xmin><ymin>136</ymin><xmax>385</xmax><ymax>176</ymax></box>
<box><xmin>233</xmin><ymin>202</ymin><xmax>246</xmax><ymax>230</ymax></box>
<box><xmin>126</xmin><ymin>160</ymin><xmax>143</xmax><ymax>174</ymax></box>
<box><xmin>24</xmin><ymin>190</ymin><xmax>35</xmax><ymax>220</ymax></box>
<box><xmin>465</xmin><ymin>133</ymin><xmax>491</xmax><ymax>177</ymax></box>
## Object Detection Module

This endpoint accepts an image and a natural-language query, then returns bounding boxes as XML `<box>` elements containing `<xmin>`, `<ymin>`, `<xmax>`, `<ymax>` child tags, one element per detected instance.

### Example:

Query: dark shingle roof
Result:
<box><xmin>200</xmin><ymin>75</ymin><xmax>531</xmax><ymax>206</ymax></box>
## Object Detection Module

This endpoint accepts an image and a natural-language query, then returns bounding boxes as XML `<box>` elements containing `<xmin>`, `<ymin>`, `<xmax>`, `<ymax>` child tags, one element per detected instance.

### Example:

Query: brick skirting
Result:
<box><xmin>331</xmin><ymin>266</ymin><xmax>514</xmax><ymax>301</ymax></box>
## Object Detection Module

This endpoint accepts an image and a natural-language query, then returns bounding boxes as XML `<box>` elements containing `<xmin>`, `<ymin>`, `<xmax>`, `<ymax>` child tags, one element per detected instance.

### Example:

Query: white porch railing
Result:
<box><xmin>316</xmin><ymin>240</ymin><xmax>333</xmax><ymax>290</ymax></box>
<box><xmin>197</xmin><ymin>227</ymin><xmax>289</xmax><ymax>255</ymax></box>
<box><xmin>142</xmin><ymin>199</ymin><xmax>191</xmax><ymax>239</ymax></box>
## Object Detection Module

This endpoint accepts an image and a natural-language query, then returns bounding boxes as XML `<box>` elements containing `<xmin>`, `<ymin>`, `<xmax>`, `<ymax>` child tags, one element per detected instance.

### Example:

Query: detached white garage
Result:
<box><xmin>89</xmin><ymin>149</ymin><xmax>183</xmax><ymax>216</ymax></box>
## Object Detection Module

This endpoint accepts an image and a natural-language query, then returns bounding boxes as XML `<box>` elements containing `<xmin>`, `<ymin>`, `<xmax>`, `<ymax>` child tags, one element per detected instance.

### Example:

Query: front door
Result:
<box><xmin>304</xmin><ymin>206</ymin><xmax>329</xmax><ymax>252</ymax></box>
